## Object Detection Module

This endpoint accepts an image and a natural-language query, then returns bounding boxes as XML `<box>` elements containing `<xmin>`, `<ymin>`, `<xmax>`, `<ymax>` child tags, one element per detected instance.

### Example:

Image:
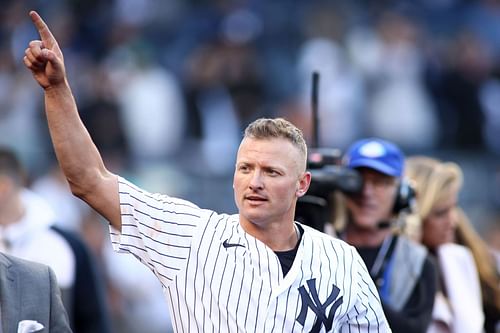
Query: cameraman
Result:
<box><xmin>327</xmin><ymin>138</ymin><xmax>437</xmax><ymax>333</ymax></box>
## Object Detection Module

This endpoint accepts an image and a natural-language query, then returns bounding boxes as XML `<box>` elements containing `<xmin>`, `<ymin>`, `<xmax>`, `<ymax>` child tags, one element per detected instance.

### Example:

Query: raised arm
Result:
<box><xmin>23</xmin><ymin>11</ymin><xmax>121</xmax><ymax>230</ymax></box>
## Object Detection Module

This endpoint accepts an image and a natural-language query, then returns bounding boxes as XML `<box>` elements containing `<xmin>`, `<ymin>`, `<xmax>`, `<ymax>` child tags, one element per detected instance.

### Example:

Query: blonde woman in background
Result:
<box><xmin>405</xmin><ymin>156</ymin><xmax>484</xmax><ymax>333</ymax></box>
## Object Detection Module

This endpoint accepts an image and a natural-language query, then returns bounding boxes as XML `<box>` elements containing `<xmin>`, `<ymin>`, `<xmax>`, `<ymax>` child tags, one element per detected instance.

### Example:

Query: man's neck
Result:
<box><xmin>240</xmin><ymin>217</ymin><xmax>299</xmax><ymax>252</ymax></box>
<box><xmin>344</xmin><ymin>223</ymin><xmax>391</xmax><ymax>247</ymax></box>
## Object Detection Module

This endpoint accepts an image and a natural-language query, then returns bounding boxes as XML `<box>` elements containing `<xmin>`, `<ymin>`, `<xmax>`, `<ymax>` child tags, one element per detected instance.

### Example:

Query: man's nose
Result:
<box><xmin>249</xmin><ymin>171</ymin><xmax>264</xmax><ymax>190</ymax></box>
<box><xmin>361</xmin><ymin>179</ymin><xmax>376</xmax><ymax>196</ymax></box>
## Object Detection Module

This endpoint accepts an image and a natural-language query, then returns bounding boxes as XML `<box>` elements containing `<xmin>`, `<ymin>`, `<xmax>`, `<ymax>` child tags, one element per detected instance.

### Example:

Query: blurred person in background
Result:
<box><xmin>405</xmin><ymin>156</ymin><xmax>485</xmax><ymax>333</ymax></box>
<box><xmin>0</xmin><ymin>147</ymin><xmax>111</xmax><ymax>333</ymax></box>
<box><xmin>426</xmin><ymin>29</ymin><xmax>490</xmax><ymax>150</ymax></box>
<box><xmin>182</xmin><ymin>13</ymin><xmax>265</xmax><ymax>176</ymax></box>
<box><xmin>295</xmin><ymin>2</ymin><xmax>365</xmax><ymax>150</ymax></box>
<box><xmin>328</xmin><ymin>138</ymin><xmax>438</xmax><ymax>333</ymax></box>
<box><xmin>0</xmin><ymin>252</ymin><xmax>72</xmax><ymax>332</ymax></box>
<box><xmin>31</xmin><ymin>162</ymin><xmax>91</xmax><ymax>233</ymax></box>
<box><xmin>346</xmin><ymin>9</ymin><xmax>438</xmax><ymax>151</ymax></box>
<box><xmin>80</xmin><ymin>210</ymin><xmax>174</xmax><ymax>333</ymax></box>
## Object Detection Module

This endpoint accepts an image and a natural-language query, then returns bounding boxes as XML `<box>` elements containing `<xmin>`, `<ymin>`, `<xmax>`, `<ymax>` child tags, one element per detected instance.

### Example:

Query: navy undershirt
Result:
<box><xmin>274</xmin><ymin>224</ymin><xmax>303</xmax><ymax>276</ymax></box>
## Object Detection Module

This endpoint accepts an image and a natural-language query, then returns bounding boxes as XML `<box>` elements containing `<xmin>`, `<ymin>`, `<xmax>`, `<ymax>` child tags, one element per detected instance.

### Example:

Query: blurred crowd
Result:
<box><xmin>1</xmin><ymin>0</ymin><xmax>500</xmax><ymax>332</ymax></box>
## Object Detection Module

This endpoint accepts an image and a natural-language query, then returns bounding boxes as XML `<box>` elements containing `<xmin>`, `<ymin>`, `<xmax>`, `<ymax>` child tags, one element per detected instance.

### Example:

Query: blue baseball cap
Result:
<box><xmin>343</xmin><ymin>138</ymin><xmax>404</xmax><ymax>177</ymax></box>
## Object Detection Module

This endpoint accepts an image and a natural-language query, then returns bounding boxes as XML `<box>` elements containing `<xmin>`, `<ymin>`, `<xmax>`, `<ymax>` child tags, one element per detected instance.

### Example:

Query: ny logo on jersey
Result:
<box><xmin>296</xmin><ymin>278</ymin><xmax>343</xmax><ymax>333</ymax></box>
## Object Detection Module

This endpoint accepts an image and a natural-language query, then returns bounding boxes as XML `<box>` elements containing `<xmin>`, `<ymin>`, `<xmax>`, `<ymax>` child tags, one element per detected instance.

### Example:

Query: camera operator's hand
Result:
<box><xmin>23</xmin><ymin>11</ymin><xmax>66</xmax><ymax>90</ymax></box>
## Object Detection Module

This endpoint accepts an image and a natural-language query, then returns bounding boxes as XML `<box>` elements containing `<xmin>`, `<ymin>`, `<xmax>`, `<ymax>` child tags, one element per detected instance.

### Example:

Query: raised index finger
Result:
<box><xmin>29</xmin><ymin>11</ymin><xmax>56</xmax><ymax>48</ymax></box>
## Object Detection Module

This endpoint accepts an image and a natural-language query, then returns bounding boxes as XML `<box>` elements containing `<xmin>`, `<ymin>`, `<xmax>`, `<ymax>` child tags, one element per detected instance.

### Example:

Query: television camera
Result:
<box><xmin>295</xmin><ymin>147</ymin><xmax>362</xmax><ymax>232</ymax></box>
<box><xmin>294</xmin><ymin>71</ymin><xmax>363</xmax><ymax>231</ymax></box>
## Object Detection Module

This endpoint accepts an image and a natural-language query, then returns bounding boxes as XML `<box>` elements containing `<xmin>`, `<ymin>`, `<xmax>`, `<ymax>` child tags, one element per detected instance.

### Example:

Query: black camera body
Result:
<box><xmin>306</xmin><ymin>148</ymin><xmax>363</xmax><ymax>197</ymax></box>
<box><xmin>295</xmin><ymin>148</ymin><xmax>362</xmax><ymax>231</ymax></box>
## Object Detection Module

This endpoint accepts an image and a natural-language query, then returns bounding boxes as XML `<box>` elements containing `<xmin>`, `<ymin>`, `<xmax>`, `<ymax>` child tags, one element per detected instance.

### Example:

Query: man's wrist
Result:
<box><xmin>44</xmin><ymin>79</ymin><xmax>70</xmax><ymax>94</ymax></box>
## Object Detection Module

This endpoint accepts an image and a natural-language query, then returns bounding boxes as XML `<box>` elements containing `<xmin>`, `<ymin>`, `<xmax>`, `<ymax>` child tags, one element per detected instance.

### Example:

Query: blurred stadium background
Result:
<box><xmin>1</xmin><ymin>1</ymin><xmax>500</xmax><ymax>331</ymax></box>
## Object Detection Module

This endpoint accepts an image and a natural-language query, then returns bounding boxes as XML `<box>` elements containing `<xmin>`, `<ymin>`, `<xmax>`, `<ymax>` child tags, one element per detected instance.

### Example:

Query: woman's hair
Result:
<box><xmin>402</xmin><ymin>156</ymin><xmax>462</xmax><ymax>241</ymax></box>
<box><xmin>405</xmin><ymin>156</ymin><xmax>463</xmax><ymax>221</ymax></box>
<box><xmin>454</xmin><ymin>207</ymin><xmax>500</xmax><ymax>315</ymax></box>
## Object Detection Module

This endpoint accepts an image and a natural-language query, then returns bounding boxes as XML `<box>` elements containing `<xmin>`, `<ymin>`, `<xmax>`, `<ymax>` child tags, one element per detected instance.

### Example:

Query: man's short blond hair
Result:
<box><xmin>244</xmin><ymin>118</ymin><xmax>308</xmax><ymax>171</ymax></box>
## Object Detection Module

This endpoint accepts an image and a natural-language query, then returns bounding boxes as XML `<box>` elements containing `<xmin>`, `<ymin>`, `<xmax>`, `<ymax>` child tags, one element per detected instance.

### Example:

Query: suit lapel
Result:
<box><xmin>0</xmin><ymin>254</ymin><xmax>20</xmax><ymax>333</ymax></box>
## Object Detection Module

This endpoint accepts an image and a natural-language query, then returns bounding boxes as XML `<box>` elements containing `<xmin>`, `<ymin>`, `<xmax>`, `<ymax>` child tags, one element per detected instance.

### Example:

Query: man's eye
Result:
<box><xmin>267</xmin><ymin>170</ymin><xmax>279</xmax><ymax>176</ymax></box>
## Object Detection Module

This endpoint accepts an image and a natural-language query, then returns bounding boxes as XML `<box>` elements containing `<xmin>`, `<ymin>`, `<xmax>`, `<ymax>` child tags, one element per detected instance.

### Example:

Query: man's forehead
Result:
<box><xmin>357</xmin><ymin>167</ymin><xmax>394</xmax><ymax>177</ymax></box>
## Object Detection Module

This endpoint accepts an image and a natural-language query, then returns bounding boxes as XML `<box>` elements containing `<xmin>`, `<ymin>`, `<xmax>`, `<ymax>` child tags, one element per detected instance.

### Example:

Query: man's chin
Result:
<box><xmin>241</xmin><ymin>211</ymin><xmax>267</xmax><ymax>225</ymax></box>
<box><xmin>352</xmin><ymin>218</ymin><xmax>381</xmax><ymax>231</ymax></box>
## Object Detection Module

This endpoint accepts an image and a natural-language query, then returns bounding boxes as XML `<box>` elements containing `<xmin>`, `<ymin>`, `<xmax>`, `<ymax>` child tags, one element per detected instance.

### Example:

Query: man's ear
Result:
<box><xmin>296</xmin><ymin>171</ymin><xmax>312</xmax><ymax>198</ymax></box>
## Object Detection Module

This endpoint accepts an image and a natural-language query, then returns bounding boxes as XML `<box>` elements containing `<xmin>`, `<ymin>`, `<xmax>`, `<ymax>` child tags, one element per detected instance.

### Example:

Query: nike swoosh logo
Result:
<box><xmin>222</xmin><ymin>239</ymin><xmax>245</xmax><ymax>249</ymax></box>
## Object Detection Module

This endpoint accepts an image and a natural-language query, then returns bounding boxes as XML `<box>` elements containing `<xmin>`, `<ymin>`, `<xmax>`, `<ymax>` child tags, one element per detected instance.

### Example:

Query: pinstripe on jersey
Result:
<box><xmin>110</xmin><ymin>177</ymin><xmax>391</xmax><ymax>332</ymax></box>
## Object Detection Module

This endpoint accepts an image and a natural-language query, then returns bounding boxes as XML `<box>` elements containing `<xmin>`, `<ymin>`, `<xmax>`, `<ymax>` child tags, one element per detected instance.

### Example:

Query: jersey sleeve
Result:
<box><xmin>342</xmin><ymin>246</ymin><xmax>392</xmax><ymax>332</ymax></box>
<box><xmin>109</xmin><ymin>176</ymin><xmax>207</xmax><ymax>286</ymax></box>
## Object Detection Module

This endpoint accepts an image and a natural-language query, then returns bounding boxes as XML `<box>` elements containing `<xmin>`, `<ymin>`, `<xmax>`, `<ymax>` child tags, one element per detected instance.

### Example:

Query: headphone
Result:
<box><xmin>392</xmin><ymin>178</ymin><xmax>416</xmax><ymax>214</ymax></box>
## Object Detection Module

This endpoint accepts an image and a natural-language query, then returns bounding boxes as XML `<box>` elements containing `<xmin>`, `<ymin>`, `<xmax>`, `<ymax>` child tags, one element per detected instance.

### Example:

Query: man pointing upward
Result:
<box><xmin>24</xmin><ymin>11</ymin><xmax>390</xmax><ymax>332</ymax></box>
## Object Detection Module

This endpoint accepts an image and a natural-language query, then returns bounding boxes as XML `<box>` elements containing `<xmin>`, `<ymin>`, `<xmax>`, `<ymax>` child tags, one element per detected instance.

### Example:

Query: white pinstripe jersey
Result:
<box><xmin>110</xmin><ymin>177</ymin><xmax>391</xmax><ymax>333</ymax></box>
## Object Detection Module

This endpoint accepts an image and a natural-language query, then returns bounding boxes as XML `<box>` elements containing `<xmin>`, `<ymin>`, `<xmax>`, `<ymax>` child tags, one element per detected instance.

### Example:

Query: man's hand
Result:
<box><xmin>23</xmin><ymin>11</ymin><xmax>65</xmax><ymax>89</ymax></box>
